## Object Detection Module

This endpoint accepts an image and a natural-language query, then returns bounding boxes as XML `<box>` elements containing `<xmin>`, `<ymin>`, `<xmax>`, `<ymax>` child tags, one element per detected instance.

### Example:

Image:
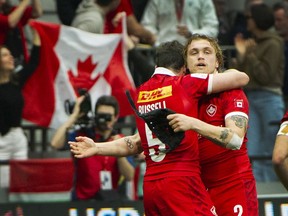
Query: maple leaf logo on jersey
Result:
<box><xmin>67</xmin><ymin>55</ymin><xmax>101</xmax><ymax>96</ymax></box>
<box><xmin>206</xmin><ymin>104</ymin><xmax>217</xmax><ymax>117</ymax></box>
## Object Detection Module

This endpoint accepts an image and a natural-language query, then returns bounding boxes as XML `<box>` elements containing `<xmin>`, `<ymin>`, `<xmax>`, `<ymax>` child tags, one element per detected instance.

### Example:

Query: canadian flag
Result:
<box><xmin>22</xmin><ymin>20</ymin><xmax>135</xmax><ymax>129</ymax></box>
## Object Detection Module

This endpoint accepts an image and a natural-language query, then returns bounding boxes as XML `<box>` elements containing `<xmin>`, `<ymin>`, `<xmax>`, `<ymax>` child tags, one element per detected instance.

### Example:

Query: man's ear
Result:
<box><xmin>215</xmin><ymin>61</ymin><xmax>219</xmax><ymax>70</ymax></box>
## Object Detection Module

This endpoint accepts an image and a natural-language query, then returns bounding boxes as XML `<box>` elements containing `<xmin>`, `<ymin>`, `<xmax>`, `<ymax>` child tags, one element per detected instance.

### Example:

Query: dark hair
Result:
<box><xmin>155</xmin><ymin>40</ymin><xmax>185</xmax><ymax>71</ymax></box>
<box><xmin>250</xmin><ymin>3</ymin><xmax>274</xmax><ymax>30</ymax></box>
<box><xmin>0</xmin><ymin>2</ymin><xmax>12</xmax><ymax>15</ymax></box>
<box><xmin>184</xmin><ymin>34</ymin><xmax>224</xmax><ymax>71</ymax></box>
<box><xmin>95</xmin><ymin>95</ymin><xmax>119</xmax><ymax>116</ymax></box>
<box><xmin>273</xmin><ymin>1</ymin><xmax>288</xmax><ymax>17</ymax></box>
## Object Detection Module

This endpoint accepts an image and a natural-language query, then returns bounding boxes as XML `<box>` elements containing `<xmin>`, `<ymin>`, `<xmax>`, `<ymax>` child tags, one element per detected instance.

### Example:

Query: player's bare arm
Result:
<box><xmin>168</xmin><ymin>114</ymin><xmax>248</xmax><ymax>150</ymax></box>
<box><xmin>211</xmin><ymin>69</ymin><xmax>249</xmax><ymax>93</ymax></box>
<box><xmin>69</xmin><ymin>133</ymin><xmax>143</xmax><ymax>158</ymax></box>
<box><xmin>272</xmin><ymin>122</ymin><xmax>288</xmax><ymax>190</ymax></box>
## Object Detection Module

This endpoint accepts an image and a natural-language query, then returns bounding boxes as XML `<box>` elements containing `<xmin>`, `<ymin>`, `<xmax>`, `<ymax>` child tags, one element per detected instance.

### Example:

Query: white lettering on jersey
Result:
<box><xmin>138</xmin><ymin>101</ymin><xmax>167</xmax><ymax>114</ymax></box>
<box><xmin>145</xmin><ymin>124</ymin><xmax>167</xmax><ymax>162</ymax></box>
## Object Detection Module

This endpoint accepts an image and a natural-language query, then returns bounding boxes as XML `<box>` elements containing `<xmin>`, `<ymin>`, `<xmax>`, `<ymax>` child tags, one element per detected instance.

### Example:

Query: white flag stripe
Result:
<box><xmin>49</xmin><ymin>26</ymin><xmax>122</xmax><ymax>128</ymax></box>
<box><xmin>56</xmin><ymin>25</ymin><xmax>121</xmax><ymax>79</ymax></box>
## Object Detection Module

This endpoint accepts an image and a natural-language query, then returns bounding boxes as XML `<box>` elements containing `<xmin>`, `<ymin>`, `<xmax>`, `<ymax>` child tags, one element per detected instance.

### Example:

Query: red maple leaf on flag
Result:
<box><xmin>68</xmin><ymin>55</ymin><xmax>101</xmax><ymax>96</ymax></box>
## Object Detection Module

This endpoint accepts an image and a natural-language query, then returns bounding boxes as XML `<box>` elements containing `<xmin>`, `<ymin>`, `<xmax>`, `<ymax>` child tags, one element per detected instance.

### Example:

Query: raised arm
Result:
<box><xmin>211</xmin><ymin>69</ymin><xmax>249</xmax><ymax>93</ymax></box>
<box><xmin>168</xmin><ymin>113</ymin><xmax>248</xmax><ymax>150</ymax></box>
<box><xmin>126</xmin><ymin>14</ymin><xmax>156</xmax><ymax>45</ymax></box>
<box><xmin>17</xmin><ymin>26</ymin><xmax>41</xmax><ymax>86</ymax></box>
<box><xmin>51</xmin><ymin>96</ymin><xmax>84</xmax><ymax>150</ymax></box>
<box><xmin>8</xmin><ymin>0</ymin><xmax>30</xmax><ymax>28</ymax></box>
<box><xmin>69</xmin><ymin>133</ymin><xmax>143</xmax><ymax>158</ymax></box>
<box><xmin>31</xmin><ymin>0</ymin><xmax>43</xmax><ymax>18</ymax></box>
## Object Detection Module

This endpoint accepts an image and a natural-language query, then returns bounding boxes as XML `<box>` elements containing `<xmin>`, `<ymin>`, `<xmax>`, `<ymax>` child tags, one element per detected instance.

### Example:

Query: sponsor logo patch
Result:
<box><xmin>138</xmin><ymin>86</ymin><xmax>172</xmax><ymax>103</ymax></box>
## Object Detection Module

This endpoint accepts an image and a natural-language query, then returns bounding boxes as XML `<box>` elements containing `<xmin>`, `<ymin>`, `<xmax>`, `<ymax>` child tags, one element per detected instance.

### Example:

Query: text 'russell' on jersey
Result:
<box><xmin>138</xmin><ymin>101</ymin><xmax>167</xmax><ymax>114</ymax></box>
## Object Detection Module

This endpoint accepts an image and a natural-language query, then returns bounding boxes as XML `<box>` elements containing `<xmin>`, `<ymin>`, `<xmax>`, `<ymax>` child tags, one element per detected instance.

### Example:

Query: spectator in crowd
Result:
<box><xmin>233</xmin><ymin>3</ymin><xmax>285</xmax><ymax>182</ymax></box>
<box><xmin>230</xmin><ymin>0</ymin><xmax>264</xmax><ymax>44</ymax></box>
<box><xmin>56</xmin><ymin>0</ymin><xmax>155</xmax><ymax>45</ymax></box>
<box><xmin>272</xmin><ymin>110</ymin><xmax>288</xmax><ymax>190</ymax></box>
<box><xmin>0</xmin><ymin>26</ymin><xmax>40</xmax><ymax>161</ymax></box>
<box><xmin>104</xmin><ymin>0</ymin><xmax>155</xmax><ymax>45</ymax></box>
<box><xmin>140</xmin><ymin>0</ymin><xmax>219</xmax><ymax>46</ymax></box>
<box><xmin>212</xmin><ymin>0</ymin><xmax>234</xmax><ymax>45</ymax></box>
<box><xmin>55</xmin><ymin>0</ymin><xmax>81</xmax><ymax>26</ymax></box>
<box><xmin>273</xmin><ymin>1</ymin><xmax>288</xmax><ymax>107</ymax></box>
<box><xmin>167</xmin><ymin>34</ymin><xmax>258</xmax><ymax>216</ymax></box>
<box><xmin>0</xmin><ymin>0</ymin><xmax>42</xmax><ymax>66</ymax></box>
<box><xmin>69</xmin><ymin>39</ymin><xmax>249</xmax><ymax>215</ymax></box>
<box><xmin>104</xmin><ymin>0</ymin><xmax>156</xmax><ymax>86</ymax></box>
<box><xmin>51</xmin><ymin>95</ymin><xmax>135</xmax><ymax>201</ymax></box>
<box><xmin>71</xmin><ymin>0</ymin><xmax>120</xmax><ymax>34</ymax></box>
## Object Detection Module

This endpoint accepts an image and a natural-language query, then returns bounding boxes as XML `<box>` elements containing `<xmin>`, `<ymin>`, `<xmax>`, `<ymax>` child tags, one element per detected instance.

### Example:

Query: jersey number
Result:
<box><xmin>145</xmin><ymin>124</ymin><xmax>167</xmax><ymax>162</ymax></box>
<box><xmin>234</xmin><ymin>205</ymin><xmax>243</xmax><ymax>216</ymax></box>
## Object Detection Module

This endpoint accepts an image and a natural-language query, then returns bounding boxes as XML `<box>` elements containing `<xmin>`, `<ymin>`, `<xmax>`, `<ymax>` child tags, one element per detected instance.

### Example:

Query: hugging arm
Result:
<box><xmin>211</xmin><ymin>69</ymin><xmax>249</xmax><ymax>93</ymax></box>
<box><xmin>168</xmin><ymin>113</ymin><xmax>247</xmax><ymax>150</ymax></box>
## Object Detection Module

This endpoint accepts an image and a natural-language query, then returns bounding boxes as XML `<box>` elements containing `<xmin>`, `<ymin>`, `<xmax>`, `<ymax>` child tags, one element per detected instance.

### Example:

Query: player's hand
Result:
<box><xmin>167</xmin><ymin>114</ymin><xmax>193</xmax><ymax>132</ymax></box>
<box><xmin>68</xmin><ymin>136</ymin><xmax>96</xmax><ymax>158</ymax></box>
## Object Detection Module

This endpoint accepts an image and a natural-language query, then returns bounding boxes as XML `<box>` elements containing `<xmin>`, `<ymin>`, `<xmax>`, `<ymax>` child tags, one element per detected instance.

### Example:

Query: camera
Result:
<box><xmin>64</xmin><ymin>88</ymin><xmax>93</xmax><ymax>125</ymax></box>
<box><xmin>94</xmin><ymin>113</ymin><xmax>112</xmax><ymax>130</ymax></box>
<box><xmin>64</xmin><ymin>90</ymin><xmax>113</xmax><ymax>131</ymax></box>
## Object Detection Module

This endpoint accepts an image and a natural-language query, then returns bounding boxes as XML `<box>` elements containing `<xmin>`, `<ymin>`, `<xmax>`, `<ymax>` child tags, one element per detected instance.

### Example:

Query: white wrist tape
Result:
<box><xmin>277</xmin><ymin>122</ymin><xmax>288</xmax><ymax>136</ymax></box>
<box><xmin>226</xmin><ymin>133</ymin><xmax>243</xmax><ymax>150</ymax></box>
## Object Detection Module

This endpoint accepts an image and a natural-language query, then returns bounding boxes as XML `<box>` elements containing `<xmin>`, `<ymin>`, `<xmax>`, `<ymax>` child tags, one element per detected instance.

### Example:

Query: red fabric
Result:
<box><xmin>144</xmin><ymin>176</ymin><xmax>217</xmax><ymax>216</ymax></box>
<box><xmin>104</xmin><ymin>0</ymin><xmax>133</xmax><ymax>34</ymax></box>
<box><xmin>208</xmin><ymin>178</ymin><xmax>258</xmax><ymax>216</ymax></box>
<box><xmin>198</xmin><ymin>89</ymin><xmax>258</xmax><ymax>215</ymax></box>
<box><xmin>75</xmin><ymin>134</ymin><xmax>124</xmax><ymax>200</ymax></box>
<box><xmin>282</xmin><ymin>110</ymin><xmax>288</xmax><ymax>123</ymax></box>
<box><xmin>74</xmin><ymin>155</ymin><xmax>120</xmax><ymax>200</ymax></box>
<box><xmin>9</xmin><ymin>159</ymin><xmax>73</xmax><ymax>193</ymax></box>
<box><xmin>198</xmin><ymin>89</ymin><xmax>254</xmax><ymax>188</ymax></box>
<box><xmin>135</xmin><ymin>73</ymin><xmax>210</xmax><ymax>181</ymax></box>
<box><xmin>22</xmin><ymin>21</ymin><xmax>60</xmax><ymax>127</ymax></box>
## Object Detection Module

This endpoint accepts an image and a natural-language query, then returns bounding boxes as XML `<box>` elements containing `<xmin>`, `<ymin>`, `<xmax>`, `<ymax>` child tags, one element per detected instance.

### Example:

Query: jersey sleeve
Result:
<box><xmin>182</xmin><ymin>73</ymin><xmax>211</xmax><ymax>100</ymax></box>
<box><xmin>222</xmin><ymin>88</ymin><xmax>249</xmax><ymax>120</ymax></box>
